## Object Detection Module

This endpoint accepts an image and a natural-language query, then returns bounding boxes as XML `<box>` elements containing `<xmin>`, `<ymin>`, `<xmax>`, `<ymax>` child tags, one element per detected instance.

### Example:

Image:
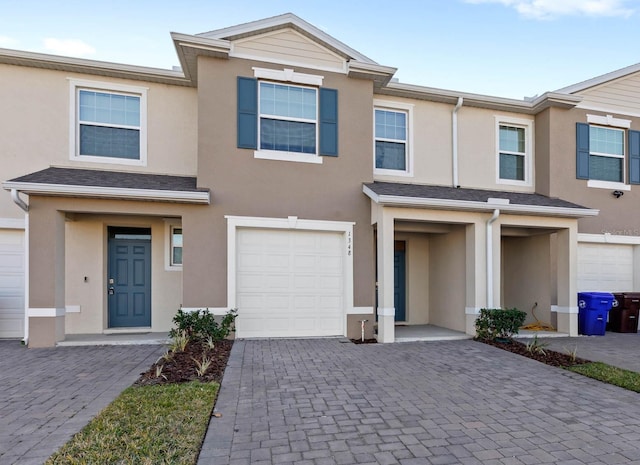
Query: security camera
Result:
<box><xmin>613</xmin><ymin>190</ymin><xmax>624</xmax><ymax>198</ymax></box>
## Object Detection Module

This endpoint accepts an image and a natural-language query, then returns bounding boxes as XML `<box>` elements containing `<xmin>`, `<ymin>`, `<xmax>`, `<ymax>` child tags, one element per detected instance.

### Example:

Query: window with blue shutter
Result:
<box><xmin>577</xmin><ymin>122</ymin><xmax>632</xmax><ymax>183</ymax></box>
<box><xmin>237</xmin><ymin>77</ymin><xmax>338</xmax><ymax>158</ymax></box>
<box><xmin>629</xmin><ymin>130</ymin><xmax>640</xmax><ymax>184</ymax></box>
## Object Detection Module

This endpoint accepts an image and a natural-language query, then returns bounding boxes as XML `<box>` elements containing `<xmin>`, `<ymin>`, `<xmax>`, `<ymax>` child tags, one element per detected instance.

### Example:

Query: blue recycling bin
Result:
<box><xmin>578</xmin><ymin>292</ymin><xmax>615</xmax><ymax>335</ymax></box>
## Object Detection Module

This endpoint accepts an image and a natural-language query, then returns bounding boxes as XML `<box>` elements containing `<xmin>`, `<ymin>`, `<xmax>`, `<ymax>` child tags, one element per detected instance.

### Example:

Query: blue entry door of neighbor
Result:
<box><xmin>108</xmin><ymin>228</ymin><xmax>152</xmax><ymax>328</ymax></box>
<box><xmin>394</xmin><ymin>241</ymin><xmax>406</xmax><ymax>322</ymax></box>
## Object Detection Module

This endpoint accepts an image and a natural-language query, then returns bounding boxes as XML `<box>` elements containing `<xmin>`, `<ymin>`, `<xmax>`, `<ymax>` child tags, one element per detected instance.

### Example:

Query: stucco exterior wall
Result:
<box><xmin>396</xmin><ymin>232</ymin><xmax>430</xmax><ymax>325</ymax></box>
<box><xmin>502</xmin><ymin>234</ymin><xmax>552</xmax><ymax>325</ymax></box>
<box><xmin>428</xmin><ymin>225</ymin><xmax>467</xmax><ymax>332</ymax></box>
<box><xmin>546</xmin><ymin>107</ymin><xmax>640</xmax><ymax>235</ymax></box>
<box><xmin>64</xmin><ymin>215</ymin><xmax>182</xmax><ymax>334</ymax></box>
<box><xmin>372</xmin><ymin>95</ymin><xmax>535</xmax><ymax>193</ymax></box>
<box><xmin>183</xmin><ymin>55</ymin><xmax>376</xmax><ymax>310</ymax></box>
<box><xmin>0</xmin><ymin>63</ymin><xmax>197</xmax><ymax>221</ymax></box>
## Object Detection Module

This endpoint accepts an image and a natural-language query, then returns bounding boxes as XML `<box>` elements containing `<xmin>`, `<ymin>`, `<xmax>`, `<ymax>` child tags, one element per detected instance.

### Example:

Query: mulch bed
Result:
<box><xmin>479</xmin><ymin>338</ymin><xmax>589</xmax><ymax>368</ymax></box>
<box><xmin>136</xmin><ymin>339</ymin><xmax>233</xmax><ymax>386</ymax></box>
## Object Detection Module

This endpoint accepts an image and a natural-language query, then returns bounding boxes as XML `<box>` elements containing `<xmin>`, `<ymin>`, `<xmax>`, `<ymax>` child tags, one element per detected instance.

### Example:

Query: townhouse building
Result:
<box><xmin>1</xmin><ymin>13</ymin><xmax>634</xmax><ymax>347</ymax></box>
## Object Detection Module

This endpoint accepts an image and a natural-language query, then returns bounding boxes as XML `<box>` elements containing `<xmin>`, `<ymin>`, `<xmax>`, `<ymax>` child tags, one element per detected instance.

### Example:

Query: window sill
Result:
<box><xmin>254</xmin><ymin>150</ymin><xmax>323</xmax><ymax>164</ymax></box>
<box><xmin>72</xmin><ymin>154</ymin><xmax>146</xmax><ymax>166</ymax></box>
<box><xmin>497</xmin><ymin>178</ymin><xmax>532</xmax><ymax>187</ymax></box>
<box><xmin>587</xmin><ymin>180</ymin><xmax>631</xmax><ymax>191</ymax></box>
<box><xmin>374</xmin><ymin>168</ymin><xmax>413</xmax><ymax>177</ymax></box>
<box><xmin>165</xmin><ymin>265</ymin><xmax>183</xmax><ymax>272</ymax></box>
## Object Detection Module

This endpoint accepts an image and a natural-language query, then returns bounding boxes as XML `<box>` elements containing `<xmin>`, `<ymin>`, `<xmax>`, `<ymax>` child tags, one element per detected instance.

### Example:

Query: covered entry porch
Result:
<box><xmin>365</xmin><ymin>182</ymin><xmax>598</xmax><ymax>343</ymax></box>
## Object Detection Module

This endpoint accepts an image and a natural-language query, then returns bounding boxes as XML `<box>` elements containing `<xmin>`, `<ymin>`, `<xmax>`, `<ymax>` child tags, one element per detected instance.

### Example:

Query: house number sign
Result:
<box><xmin>347</xmin><ymin>231</ymin><xmax>352</xmax><ymax>256</ymax></box>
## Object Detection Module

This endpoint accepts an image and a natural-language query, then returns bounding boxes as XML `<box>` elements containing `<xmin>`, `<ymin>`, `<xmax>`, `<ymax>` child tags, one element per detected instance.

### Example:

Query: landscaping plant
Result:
<box><xmin>169</xmin><ymin>308</ymin><xmax>237</xmax><ymax>342</ymax></box>
<box><xmin>475</xmin><ymin>307</ymin><xmax>527</xmax><ymax>341</ymax></box>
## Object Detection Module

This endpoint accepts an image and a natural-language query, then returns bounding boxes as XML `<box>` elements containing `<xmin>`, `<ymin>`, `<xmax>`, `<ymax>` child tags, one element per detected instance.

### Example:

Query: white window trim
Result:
<box><xmin>163</xmin><ymin>218</ymin><xmax>182</xmax><ymax>271</ymax></box>
<box><xmin>587</xmin><ymin>114</ymin><xmax>631</xmax><ymax>129</ymax></box>
<box><xmin>495</xmin><ymin>116</ymin><xmax>534</xmax><ymax>187</ymax></box>
<box><xmin>252</xmin><ymin>66</ymin><xmax>324</xmax><ymax>86</ymax></box>
<box><xmin>588</xmin><ymin>124</ymin><xmax>625</xmax><ymax>185</ymax></box>
<box><xmin>373</xmin><ymin>99</ymin><xmax>414</xmax><ymax>177</ymax></box>
<box><xmin>68</xmin><ymin>78</ymin><xmax>148</xmax><ymax>166</ymax></box>
<box><xmin>225</xmin><ymin>215</ymin><xmax>355</xmax><ymax>334</ymax></box>
<box><xmin>253</xmin><ymin>79</ymin><xmax>322</xmax><ymax>164</ymax></box>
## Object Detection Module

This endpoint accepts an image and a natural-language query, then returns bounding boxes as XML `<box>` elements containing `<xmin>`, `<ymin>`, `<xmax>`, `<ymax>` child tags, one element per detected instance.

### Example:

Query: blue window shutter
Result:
<box><xmin>237</xmin><ymin>77</ymin><xmax>257</xmax><ymax>149</ymax></box>
<box><xmin>629</xmin><ymin>130</ymin><xmax>640</xmax><ymax>184</ymax></box>
<box><xmin>576</xmin><ymin>122</ymin><xmax>589</xmax><ymax>179</ymax></box>
<box><xmin>319</xmin><ymin>88</ymin><xmax>338</xmax><ymax>156</ymax></box>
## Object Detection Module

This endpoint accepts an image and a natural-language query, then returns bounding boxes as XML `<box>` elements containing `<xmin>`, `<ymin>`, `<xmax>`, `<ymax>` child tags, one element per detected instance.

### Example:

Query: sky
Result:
<box><xmin>1</xmin><ymin>0</ymin><xmax>640</xmax><ymax>99</ymax></box>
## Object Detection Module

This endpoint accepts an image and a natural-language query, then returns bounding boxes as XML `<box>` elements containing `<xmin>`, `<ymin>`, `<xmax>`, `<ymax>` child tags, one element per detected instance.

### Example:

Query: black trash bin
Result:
<box><xmin>610</xmin><ymin>293</ymin><xmax>640</xmax><ymax>333</ymax></box>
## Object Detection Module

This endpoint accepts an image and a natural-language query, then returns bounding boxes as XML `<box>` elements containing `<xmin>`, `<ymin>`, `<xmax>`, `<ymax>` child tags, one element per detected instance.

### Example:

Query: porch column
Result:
<box><xmin>28</xmin><ymin>205</ymin><xmax>66</xmax><ymax>347</ymax></box>
<box><xmin>464</xmin><ymin>223</ymin><xmax>483</xmax><ymax>335</ymax></box>
<box><xmin>376</xmin><ymin>208</ymin><xmax>395</xmax><ymax>343</ymax></box>
<box><xmin>555</xmin><ymin>226</ymin><xmax>579</xmax><ymax>336</ymax></box>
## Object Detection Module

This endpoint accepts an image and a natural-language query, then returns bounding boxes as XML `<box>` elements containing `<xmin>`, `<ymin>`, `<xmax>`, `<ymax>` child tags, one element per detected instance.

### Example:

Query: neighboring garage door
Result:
<box><xmin>578</xmin><ymin>242</ymin><xmax>633</xmax><ymax>292</ymax></box>
<box><xmin>236</xmin><ymin>228</ymin><xmax>344</xmax><ymax>338</ymax></box>
<box><xmin>0</xmin><ymin>230</ymin><xmax>24</xmax><ymax>338</ymax></box>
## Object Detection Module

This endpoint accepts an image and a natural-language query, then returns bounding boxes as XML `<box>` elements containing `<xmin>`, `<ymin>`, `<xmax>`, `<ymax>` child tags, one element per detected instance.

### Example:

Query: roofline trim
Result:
<box><xmin>363</xmin><ymin>185</ymin><xmax>599</xmax><ymax>218</ymax></box>
<box><xmin>0</xmin><ymin>47</ymin><xmax>191</xmax><ymax>86</ymax></box>
<box><xmin>379</xmin><ymin>82</ymin><xmax>582</xmax><ymax>114</ymax></box>
<box><xmin>556</xmin><ymin>62</ymin><xmax>640</xmax><ymax>94</ymax></box>
<box><xmin>196</xmin><ymin>13</ymin><xmax>377</xmax><ymax>64</ymax></box>
<box><xmin>3</xmin><ymin>182</ymin><xmax>210</xmax><ymax>204</ymax></box>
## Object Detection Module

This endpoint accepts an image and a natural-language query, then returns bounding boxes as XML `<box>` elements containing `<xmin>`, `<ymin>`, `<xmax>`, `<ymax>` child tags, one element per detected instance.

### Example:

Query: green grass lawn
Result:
<box><xmin>568</xmin><ymin>362</ymin><xmax>640</xmax><ymax>393</ymax></box>
<box><xmin>46</xmin><ymin>382</ymin><xmax>218</xmax><ymax>465</ymax></box>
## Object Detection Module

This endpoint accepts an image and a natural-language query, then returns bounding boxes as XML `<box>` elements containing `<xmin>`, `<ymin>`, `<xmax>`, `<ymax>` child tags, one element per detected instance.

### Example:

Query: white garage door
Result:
<box><xmin>578</xmin><ymin>243</ymin><xmax>633</xmax><ymax>292</ymax></box>
<box><xmin>236</xmin><ymin>228</ymin><xmax>344</xmax><ymax>338</ymax></box>
<box><xmin>0</xmin><ymin>230</ymin><xmax>25</xmax><ymax>338</ymax></box>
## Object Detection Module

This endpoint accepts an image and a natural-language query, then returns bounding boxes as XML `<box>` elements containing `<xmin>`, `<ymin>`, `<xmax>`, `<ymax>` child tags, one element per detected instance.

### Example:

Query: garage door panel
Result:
<box><xmin>236</xmin><ymin>228</ymin><xmax>345</xmax><ymax>338</ymax></box>
<box><xmin>0</xmin><ymin>230</ymin><xmax>25</xmax><ymax>338</ymax></box>
<box><xmin>578</xmin><ymin>243</ymin><xmax>634</xmax><ymax>292</ymax></box>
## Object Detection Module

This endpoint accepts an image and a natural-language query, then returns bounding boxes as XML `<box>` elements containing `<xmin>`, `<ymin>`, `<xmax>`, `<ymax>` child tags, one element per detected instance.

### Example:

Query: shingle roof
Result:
<box><xmin>364</xmin><ymin>181</ymin><xmax>589</xmax><ymax>210</ymax></box>
<box><xmin>8</xmin><ymin>167</ymin><xmax>207</xmax><ymax>193</ymax></box>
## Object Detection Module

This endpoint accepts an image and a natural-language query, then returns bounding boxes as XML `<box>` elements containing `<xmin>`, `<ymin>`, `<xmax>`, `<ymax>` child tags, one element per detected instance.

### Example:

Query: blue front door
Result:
<box><xmin>394</xmin><ymin>242</ymin><xmax>406</xmax><ymax>322</ymax></box>
<box><xmin>108</xmin><ymin>227</ymin><xmax>151</xmax><ymax>328</ymax></box>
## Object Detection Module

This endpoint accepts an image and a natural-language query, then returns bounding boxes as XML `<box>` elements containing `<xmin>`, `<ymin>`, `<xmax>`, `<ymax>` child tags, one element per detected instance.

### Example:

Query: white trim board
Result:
<box><xmin>225</xmin><ymin>215</ymin><xmax>355</xmax><ymax>337</ymax></box>
<box><xmin>28</xmin><ymin>307</ymin><xmax>65</xmax><ymax>317</ymax></box>
<box><xmin>578</xmin><ymin>233</ymin><xmax>640</xmax><ymax>245</ymax></box>
<box><xmin>0</xmin><ymin>218</ymin><xmax>25</xmax><ymax>229</ymax></box>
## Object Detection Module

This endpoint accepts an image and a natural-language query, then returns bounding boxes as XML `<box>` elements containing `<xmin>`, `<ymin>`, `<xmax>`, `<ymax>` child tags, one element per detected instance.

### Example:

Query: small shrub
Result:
<box><xmin>475</xmin><ymin>308</ymin><xmax>527</xmax><ymax>341</ymax></box>
<box><xmin>169</xmin><ymin>308</ymin><xmax>237</xmax><ymax>342</ymax></box>
<box><xmin>525</xmin><ymin>335</ymin><xmax>548</xmax><ymax>355</ymax></box>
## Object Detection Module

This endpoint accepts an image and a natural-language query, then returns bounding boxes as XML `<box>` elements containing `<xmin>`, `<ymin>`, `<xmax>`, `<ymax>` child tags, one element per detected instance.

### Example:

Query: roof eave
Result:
<box><xmin>363</xmin><ymin>185</ymin><xmax>598</xmax><ymax>219</ymax></box>
<box><xmin>347</xmin><ymin>61</ymin><xmax>397</xmax><ymax>87</ymax></box>
<box><xmin>3</xmin><ymin>181</ymin><xmax>210</xmax><ymax>204</ymax></box>
<box><xmin>170</xmin><ymin>32</ymin><xmax>231</xmax><ymax>86</ymax></box>
<box><xmin>378</xmin><ymin>82</ymin><xmax>581</xmax><ymax>114</ymax></box>
<box><xmin>0</xmin><ymin>47</ymin><xmax>191</xmax><ymax>87</ymax></box>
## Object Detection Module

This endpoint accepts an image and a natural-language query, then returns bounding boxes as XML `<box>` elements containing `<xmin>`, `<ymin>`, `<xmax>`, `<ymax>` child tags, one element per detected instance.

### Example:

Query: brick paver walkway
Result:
<box><xmin>0</xmin><ymin>341</ymin><xmax>164</xmax><ymax>465</ymax></box>
<box><xmin>199</xmin><ymin>338</ymin><xmax>640</xmax><ymax>465</ymax></box>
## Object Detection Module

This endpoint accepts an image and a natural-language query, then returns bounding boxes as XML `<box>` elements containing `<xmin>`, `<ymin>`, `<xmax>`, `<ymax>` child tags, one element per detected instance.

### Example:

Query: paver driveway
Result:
<box><xmin>200</xmin><ymin>339</ymin><xmax>640</xmax><ymax>465</ymax></box>
<box><xmin>0</xmin><ymin>341</ymin><xmax>164</xmax><ymax>465</ymax></box>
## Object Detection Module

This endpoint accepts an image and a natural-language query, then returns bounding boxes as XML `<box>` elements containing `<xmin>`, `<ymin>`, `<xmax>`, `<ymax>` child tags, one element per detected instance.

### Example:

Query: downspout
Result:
<box><xmin>11</xmin><ymin>189</ymin><xmax>28</xmax><ymax>213</ymax></box>
<box><xmin>486</xmin><ymin>209</ymin><xmax>499</xmax><ymax>308</ymax></box>
<box><xmin>10</xmin><ymin>190</ymin><xmax>29</xmax><ymax>344</ymax></box>
<box><xmin>452</xmin><ymin>97</ymin><xmax>463</xmax><ymax>187</ymax></box>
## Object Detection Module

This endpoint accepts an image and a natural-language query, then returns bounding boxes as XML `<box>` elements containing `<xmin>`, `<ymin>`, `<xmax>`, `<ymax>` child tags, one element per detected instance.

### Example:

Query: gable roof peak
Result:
<box><xmin>196</xmin><ymin>12</ymin><xmax>377</xmax><ymax>65</ymax></box>
<box><xmin>556</xmin><ymin>61</ymin><xmax>640</xmax><ymax>94</ymax></box>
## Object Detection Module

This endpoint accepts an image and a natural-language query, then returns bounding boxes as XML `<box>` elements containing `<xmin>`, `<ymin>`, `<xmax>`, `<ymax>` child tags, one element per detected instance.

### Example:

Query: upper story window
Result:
<box><xmin>259</xmin><ymin>82</ymin><xmax>317</xmax><ymax>154</ymax></box>
<box><xmin>69</xmin><ymin>79</ymin><xmax>147</xmax><ymax>166</ymax></box>
<box><xmin>499</xmin><ymin>125</ymin><xmax>525</xmax><ymax>181</ymax></box>
<box><xmin>373</xmin><ymin>100</ymin><xmax>413</xmax><ymax>176</ymax></box>
<box><xmin>577</xmin><ymin>115</ymin><xmax>640</xmax><ymax>189</ymax></box>
<box><xmin>375</xmin><ymin>109</ymin><xmax>407</xmax><ymax>170</ymax></box>
<box><xmin>237</xmin><ymin>68</ymin><xmax>337</xmax><ymax>164</ymax></box>
<box><xmin>496</xmin><ymin>117</ymin><xmax>533</xmax><ymax>186</ymax></box>
<box><xmin>589</xmin><ymin>126</ymin><xmax>624</xmax><ymax>182</ymax></box>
